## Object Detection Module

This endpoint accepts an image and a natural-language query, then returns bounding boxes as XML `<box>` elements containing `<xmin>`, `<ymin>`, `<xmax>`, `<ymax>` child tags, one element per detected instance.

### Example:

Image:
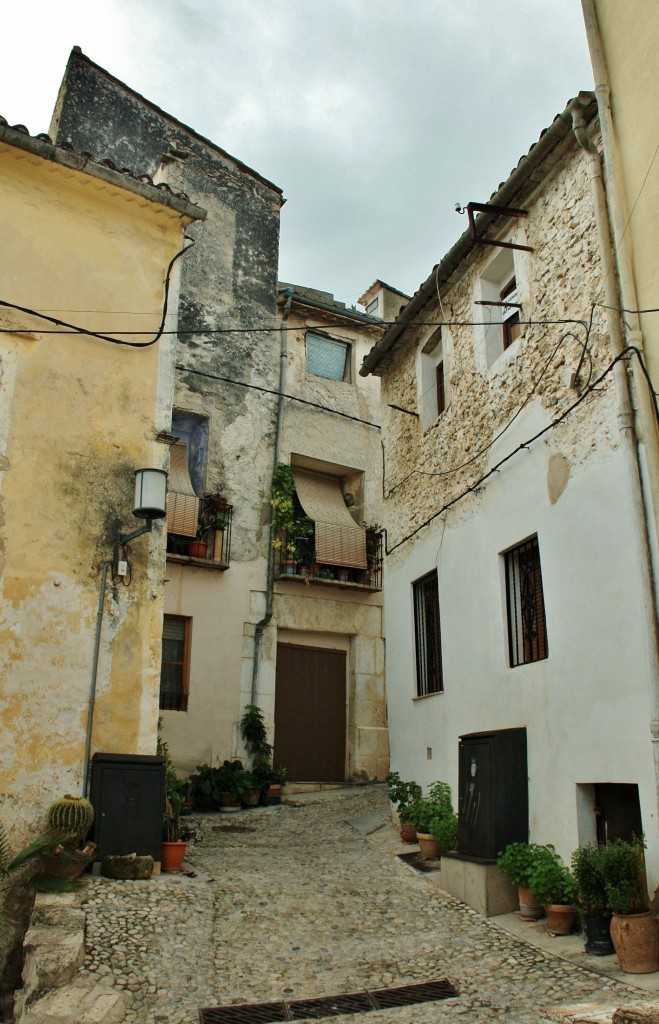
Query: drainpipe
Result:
<box><xmin>571</xmin><ymin>109</ymin><xmax>659</xmax><ymax>811</ymax></box>
<box><xmin>82</xmin><ymin>559</ymin><xmax>112</xmax><ymax>797</ymax></box>
<box><xmin>250</xmin><ymin>289</ymin><xmax>293</xmax><ymax>704</ymax></box>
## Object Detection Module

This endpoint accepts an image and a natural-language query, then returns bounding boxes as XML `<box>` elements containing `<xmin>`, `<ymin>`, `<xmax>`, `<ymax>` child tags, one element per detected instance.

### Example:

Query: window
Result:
<box><xmin>365</xmin><ymin>296</ymin><xmax>379</xmax><ymax>316</ymax></box>
<box><xmin>413</xmin><ymin>570</ymin><xmax>443</xmax><ymax>695</ymax></box>
<box><xmin>306</xmin><ymin>332</ymin><xmax>351</xmax><ymax>382</ymax></box>
<box><xmin>505</xmin><ymin>536</ymin><xmax>548</xmax><ymax>667</ymax></box>
<box><xmin>475</xmin><ymin>247</ymin><xmax>525</xmax><ymax>368</ymax></box>
<box><xmin>418</xmin><ymin>326</ymin><xmax>450</xmax><ymax>428</ymax></box>
<box><xmin>436</xmin><ymin>360</ymin><xmax>446</xmax><ymax>415</ymax></box>
<box><xmin>159</xmin><ymin>616</ymin><xmax>190</xmax><ymax>711</ymax></box>
<box><xmin>501</xmin><ymin>277</ymin><xmax>521</xmax><ymax>350</ymax></box>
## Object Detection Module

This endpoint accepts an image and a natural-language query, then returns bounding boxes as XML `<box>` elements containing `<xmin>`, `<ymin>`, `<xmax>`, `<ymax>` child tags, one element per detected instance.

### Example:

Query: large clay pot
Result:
<box><xmin>243</xmin><ymin>789</ymin><xmax>261</xmax><ymax>808</ymax></box>
<box><xmin>160</xmin><ymin>841</ymin><xmax>188</xmax><ymax>873</ymax></box>
<box><xmin>582</xmin><ymin>912</ymin><xmax>615</xmax><ymax>955</ymax></box>
<box><xmin>610</xmin><ymin>911</ymin><xmax>659</xmax><ymax>974</ymax></box>
<box><xmin>545</xmin><ymin>904</ymin><xmax>577</xmax><ymax>936</ymax></box>
<box><xmin>518</xmin><ymin>886</ymin><xmax>543</xmax><ymax>921</ymax></box>
<box><xmin>268</xmin><ymin>784</ymin><xmax>282</xmax><ymax>805</ymax></box>
<box><xmin>416</xmin><ymin>832</ymin><xmax>440</xmax><ymax>860</ymax></box>
<box><xmin>40</xmin><ymin>842</ymin><xmax>97</xmax><ymax>879</ymax></box>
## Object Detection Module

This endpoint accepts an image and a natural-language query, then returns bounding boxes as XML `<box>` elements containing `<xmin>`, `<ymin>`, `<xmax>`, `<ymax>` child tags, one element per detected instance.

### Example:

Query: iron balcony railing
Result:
<box><xmin>274</xmin><ymin>525</ymin><xmax>383</xmax><ymax>590</ymax></box>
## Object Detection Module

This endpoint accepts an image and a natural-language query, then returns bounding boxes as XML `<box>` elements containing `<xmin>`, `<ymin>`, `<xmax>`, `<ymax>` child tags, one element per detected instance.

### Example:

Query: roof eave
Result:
<box><xmin>359</xmin><ymin>92</ymin><xmax>597</xmax><ymax>377</ymax></box>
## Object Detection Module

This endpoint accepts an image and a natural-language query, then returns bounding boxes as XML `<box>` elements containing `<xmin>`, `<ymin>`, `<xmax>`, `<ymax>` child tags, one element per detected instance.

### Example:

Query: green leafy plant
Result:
<box><xmin>316</xmin><ymin>567</ymin><xmax>335</xmax><ymax>580</ymax></box>
<box><xmin>188</xmin><ymin>763</ymin><xmax>224</xmax><ymax>811</ymax></box>
<box><xmin>408</xmin><ymin>780</ymin><xmax>455</xmax><ymax>837</ymax></box>
<box><xmin>385</xmin><ymin>772</ymin><xmax>422</xmax><ymax>821</ymax></box>
<box><xmin>600</xmin><ymin>836</ymin><xmax>647</xmax><ymax>915</ymax></box>
<box><xmin>496</xmin><ymin>842</ymin><xmax>558</xmax><ymax>887</ymax></box>
<box><xmin>216</xmin><ymin>759</ymin><xmax>252</xmax><ymax>802</ymax></box>
<box><xmin>571</xmin><ymin>844</ymin><xmax>610</xmax><ymax>913</ymax></box>
<box><xmin>528</xmin><ymin>854</ymin><xmax>577</xmax><ymax>906</ymax></box>
<box><xmin>0</xmin><ymin>824</ymin><xmax>80</xmax><ymax>935</ymax></box>
<box><xmin>364</xmin><ymin>523</ymin><xmax>382</xmax><ymax>571</ymax></box>
<box><xmin>429</xmin><ymin>810</ymin><xmax>458</xmax><ymax>852</ymax></box>
<box><xmin>159</xmin><ymin>734</ymin><xmax>184</xmax><ymax>841</ymax></box>
<box><xmin>269</xmin><ymin>766</ymin><xmax>287</xmax><ymax>786</ymax></box>
<box><xmin>197</xmin><ymin>492</ymin><xmax>230</xmax><ymax>541</ymax></box>
<box><xmin>270</xmin><ymin>463</ymin><xmax>313</xmax><ymax>560</ymax></box>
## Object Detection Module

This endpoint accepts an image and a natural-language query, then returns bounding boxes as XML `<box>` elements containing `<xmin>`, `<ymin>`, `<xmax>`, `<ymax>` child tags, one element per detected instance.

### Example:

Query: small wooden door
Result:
<box><xmin>274</xmin><ymin>643</ymin><xmax>347</xmax><ymax>782</ymax></box>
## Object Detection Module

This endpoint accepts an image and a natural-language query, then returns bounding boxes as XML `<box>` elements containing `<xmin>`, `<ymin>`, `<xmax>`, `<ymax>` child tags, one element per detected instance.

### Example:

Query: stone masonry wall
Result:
<box><xmin>380</xmin><ymin>129</ymin><xmax>618</xmax><ymax>556</ymax></box>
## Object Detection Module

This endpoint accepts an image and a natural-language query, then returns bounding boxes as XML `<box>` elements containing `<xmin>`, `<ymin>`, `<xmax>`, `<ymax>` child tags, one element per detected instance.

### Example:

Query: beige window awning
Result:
<box><xmin>292</xmin><ymin>468</ymin><xmax>367</xmax><ymax>569</ymax></box>
<box><xmin>166</xmin><ymin>442</ymin><xmax>199</xmax><ymax>537</ymax></box>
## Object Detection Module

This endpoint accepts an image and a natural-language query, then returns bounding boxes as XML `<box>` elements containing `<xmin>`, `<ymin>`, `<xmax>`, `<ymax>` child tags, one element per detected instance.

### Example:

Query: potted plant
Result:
<box><xmin>199</xmin><ymin>492</ymin><xmax>230</xmax><ymax>561</ymax></box>
<box><xmin>267</xmin><ymin>766</ymin><xmax>287</xmax><ymax>805</ymax></box>
<box><xmin>40</xmin><ymin>796</ymin><xmax>96</xmax><ymax>878</ymax></box>
<box><xmin>496</xmin><ymin>843</ymin><xmax>557</xmax><ymax>920</ymax></box>
<box><xmin>217</xmin><ymin>759</ymin><xmax>251</xmax><ymax>812</ymax></box>
<box><xmin>189</xmin><ymin>762</ymin><xmax>223</xmax><ymax>811</ymax></box>
<box><xmin>161</xmin><ymin>745</ymin><xmax>188</xmax><ymax>872</ymax></box>
<box><xmin>270</xmin><ymin>464</ymin><xmax>314</xmax><ymax>572</ymax></box>
<box><xmin>527</xmin><ymin>852</ymin><xmax>578</xmax><ymax>935</ymax></box>
<box><xmin>1</xmin><ymin>822</ymin><xmax>82</xmax><ymax>935</ymax></box>
<box><xmin>571</xmin><ymin>844</ymin><xmax>614</xmax><ymax>955</ymax></box>
<box><xmin>385</xmin><ymin>772</ymin><xmax>422</xmax><ymax>843</ymax></box>
<box><xmin>429</xmin><ymin>808</ymin><xmax>458</xmax><ymax>856</ymax></box>
<box><xmin>362</xmin><ymin>523</ymin><xmax>382</xmax><ymax>584</ymax></box>
<box><xmin>600</xmin><ymin>836</ymin><xmax>659</xmax><ymax>973</ymax></box>
<box><xmin>408</xmin><ymin>780</ymin><xmax>455</xmax><ymax>859</ymax></box>
<box><xmin>240</xmin><ymin>704</ymin><xmax>273</xmax><ymax>804</ymax></box>
<box><xmin>316</xmin><ymin>566</ymin><xmax>335</xmax><ymax>581</ymax></box>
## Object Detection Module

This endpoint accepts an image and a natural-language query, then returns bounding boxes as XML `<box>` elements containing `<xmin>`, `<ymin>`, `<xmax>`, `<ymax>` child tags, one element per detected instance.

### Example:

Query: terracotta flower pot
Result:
<box><xmin>416</xmin><ymin>832</ymin><xmax>440</xmax><ymax>860</ymax></box>
<box><xmin>161</xmin><ymin>841</ymin><xmax>188</xmax><ymax>873</ymax></box>
<box><xmin>400</xmin><ymin>821</ymin><xmax>417</xmax><ymax>844</ymax></box>
<box><xmin>610</xmin><ymin>911</ymin><xmax>659</xmax><ymax>974</ymax></box>
<box><xmin>219</xmin><ymin>792</ymin><xmax>241</xmax><ymax>813</ymax></box>
<box><xmin>268</xmin><ymin>784</ymin><xmax>282</xmax><ymax>805</ymax></box>
<box><xmin>518</xmin><ymin>886</ymin><xmax>543</xmax><ymax>921</ymax></box>
<box><xmin>243</xmin><ymin>789</ymin><xmax>261</xmax><ymax>808</ymax></box>
<box><xmin>189</xmin><ymin>540</ymin><xmax>207</xmax><ymax>558</ymax></box>
<box><xmin>545</xmin><ymin>904</ymin><xmax>577</xmax><ymax>936</ymax></box>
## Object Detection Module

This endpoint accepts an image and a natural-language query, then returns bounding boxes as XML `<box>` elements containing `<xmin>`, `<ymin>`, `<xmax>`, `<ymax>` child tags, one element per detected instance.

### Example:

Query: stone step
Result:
<box><xmin>21</xmin><ymin>926</ymin><xmax>85</xmax><ymax>996</ymax></box>
<box><xmin>16</xmin><ymin>975</ymin><xmax>132</xmax><ymax>1024</ymax></box>
<box><xmin>30</xmin><ymin>893</ymin><xmax>85</xmax><ymax>931</ymax></box>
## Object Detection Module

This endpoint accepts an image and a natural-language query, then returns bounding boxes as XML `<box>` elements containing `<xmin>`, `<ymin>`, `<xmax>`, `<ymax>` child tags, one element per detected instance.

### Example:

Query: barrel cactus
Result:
<box><xmin>47</xmin><ymin>795</ymin><xmax>94</xmax><ymax>848</ymax></box>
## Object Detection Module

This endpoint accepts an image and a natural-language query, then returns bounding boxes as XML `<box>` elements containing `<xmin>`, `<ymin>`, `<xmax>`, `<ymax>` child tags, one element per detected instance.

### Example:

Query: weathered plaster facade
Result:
<box><xmin>52</xmin><ymin>52</ymin><xmax>389</xmax><ymax>782</ymax></box>
<box><xmin>363</xmin><ymin>97</ymin><xmax>659</xmax><ymax>895</ymax></box>
<box><xmin>0</xmin><ymin>121</ymin><xmax>203</xmax><ymax>841</ymax></box>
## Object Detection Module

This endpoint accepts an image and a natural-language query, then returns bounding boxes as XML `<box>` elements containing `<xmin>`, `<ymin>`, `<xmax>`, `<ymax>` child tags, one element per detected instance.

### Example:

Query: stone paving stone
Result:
<box><xmin>78</xmin><ymin>786</ymin><xmax>656</xmax><ymax>1024</ymax></box>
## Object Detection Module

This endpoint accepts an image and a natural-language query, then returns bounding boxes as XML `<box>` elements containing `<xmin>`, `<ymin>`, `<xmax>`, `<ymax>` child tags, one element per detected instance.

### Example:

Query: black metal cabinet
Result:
<box><xmin>90</xmin><ymin>753</ymin><xmax>165</xmax><ymax>860</ymax></box>
<box><xmin>458</xmin><ymin>728</ymin><xmax>528</xmax><ymax>859</ymax></box>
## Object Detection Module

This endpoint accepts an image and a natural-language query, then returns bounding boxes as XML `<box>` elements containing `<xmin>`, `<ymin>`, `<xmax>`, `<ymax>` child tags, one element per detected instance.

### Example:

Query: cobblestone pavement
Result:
<box><xmin>80</xmin><ymin>786</ymin><xmax>656</xmax><ymax>1024</ymax></box>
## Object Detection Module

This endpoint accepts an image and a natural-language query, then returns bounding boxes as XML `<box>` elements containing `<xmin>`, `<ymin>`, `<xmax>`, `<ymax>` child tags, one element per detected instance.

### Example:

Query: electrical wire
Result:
<box><xmin>0</xmin><ymin>237</ymin><xmax>195</xmax><ymax>348</ymax></box>
<box><xmin>384</xmin><ymin>345</ymin><xmax>659</xmax><ymax>556</ymax></box>
<box><xmin>175</xmin><ymin>364</ymin><xmax>382</xmax><ymax>429</ymax></box>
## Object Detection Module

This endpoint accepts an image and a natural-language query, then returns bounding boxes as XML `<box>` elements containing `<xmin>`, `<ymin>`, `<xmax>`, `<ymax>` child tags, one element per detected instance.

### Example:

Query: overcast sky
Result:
<box><xmin>2</xmin><ymin>1</ymin><xmax>593</xmax><ymax>308</ymax></box>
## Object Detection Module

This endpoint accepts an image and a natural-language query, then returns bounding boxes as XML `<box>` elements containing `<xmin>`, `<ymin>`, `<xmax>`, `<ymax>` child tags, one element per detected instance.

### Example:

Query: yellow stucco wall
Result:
<box><xmin>0</xmin><ymin>140</ymin><xmax>193</xmax><ymax>839</ymax></box>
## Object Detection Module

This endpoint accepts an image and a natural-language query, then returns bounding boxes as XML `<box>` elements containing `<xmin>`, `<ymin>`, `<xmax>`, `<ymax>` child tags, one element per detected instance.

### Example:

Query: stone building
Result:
<box><xmin>0</xmin><ymin>115</ymin><xmax>204</xmax><ymax>841</ymax></box>
<box><xmin>360</xmin><ymin>93</ymin><xmax>659</xmax><ymax>903</ymax></box>
<box><xmin>51</xmin><ymin>49</ymin><xmax>390</xmax><ymax>783</ymax></box>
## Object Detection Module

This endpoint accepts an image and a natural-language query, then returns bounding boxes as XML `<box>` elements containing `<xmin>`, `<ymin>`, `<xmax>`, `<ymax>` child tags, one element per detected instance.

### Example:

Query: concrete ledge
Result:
<box><xmin>438</xmin><ymin>854</ymin><xmax>517</xmax><ymax>917</ymax></box>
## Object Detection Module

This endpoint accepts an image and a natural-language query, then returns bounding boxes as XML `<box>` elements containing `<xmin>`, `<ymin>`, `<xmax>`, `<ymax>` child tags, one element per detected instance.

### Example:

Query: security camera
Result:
<box><xmin>454</xmin><ymin>203</ymin><xmax>465</xmax><ymax>214</ymax></box>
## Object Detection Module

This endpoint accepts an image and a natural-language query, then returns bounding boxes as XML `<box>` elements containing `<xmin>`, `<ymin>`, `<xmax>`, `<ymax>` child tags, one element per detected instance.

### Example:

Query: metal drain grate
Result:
<box><xmin>200</xmin><ymin>979</ymin><xmax>458</xmax><ymax>1023</ymax></box>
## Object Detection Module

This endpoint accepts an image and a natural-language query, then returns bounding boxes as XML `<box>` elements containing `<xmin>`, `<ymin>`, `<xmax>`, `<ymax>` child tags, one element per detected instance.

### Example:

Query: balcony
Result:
<box><xmin>273</xmin><ymin>525</ymin><xmax>383</xmax><ymax>591</ymax></box>
<box><xmin>166</xmin><ymin>499</ymin><xmax>233</xmax><ymax>570</ymax></box>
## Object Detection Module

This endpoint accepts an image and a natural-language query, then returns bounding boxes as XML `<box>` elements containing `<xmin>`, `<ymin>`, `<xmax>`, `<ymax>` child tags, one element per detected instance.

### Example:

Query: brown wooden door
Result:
<box><xmin>274</xmin><ymin>643</ymin><xmax>347</xmax><ymax>782</ymax></box>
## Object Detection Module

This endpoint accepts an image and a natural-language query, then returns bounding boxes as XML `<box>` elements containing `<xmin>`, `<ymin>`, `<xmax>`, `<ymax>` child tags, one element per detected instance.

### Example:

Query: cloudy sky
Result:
<box><xmin>2</xmin><ymin>1</ymin><xmax>593</xmax><ymax>307</ymax></box>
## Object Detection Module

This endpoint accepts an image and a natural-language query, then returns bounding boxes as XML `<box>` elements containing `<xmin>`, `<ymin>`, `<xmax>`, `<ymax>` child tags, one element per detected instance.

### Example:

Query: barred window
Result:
<box><xmin>413</xmin><ymin>570</ymin><xmax>443</xmax><ymax>696</ymax></box>
<box><xmin>505</xmin><ymin>536</ymin><xmax>548</xmax><ymax>667</ymax></box>
<box><xmin>160</xmin><ymin>615</ymin><xmax>190</xmax><ymax>711</ymax></box>
<box><xmin>306</xmin><ymin>332</ymin><xmax>351</xmax><ymax>382</ymax></box>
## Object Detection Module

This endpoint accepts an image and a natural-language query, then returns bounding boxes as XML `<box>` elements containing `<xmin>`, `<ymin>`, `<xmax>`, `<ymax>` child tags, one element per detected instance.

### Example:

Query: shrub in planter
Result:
<box><xmin>189</xmin><ymin>763</ymin><xmax>224</xmax><ymax>811</ymax></box>
<box><xmin>571</xmin><ymin>843</ymin><xmax>614</xmax><ymax>955</ymax></box>
<box><xmin>600</xmin><ymin>836</ymin><xmax>659</xmax><ymax>973</ymax></box>
<box><xmin>497</xmin><ymin>842</ymin><xmax>558</xmax><ymax>920</ymax></box>
<box><xmin>528</xmin><ymin>851</ymin><xmax>578</xmax><ymax>936</ymax></box>
<box><xmin>429</xmin><ymin>810</ymin><xmax>458</xmax><ymax>854</ymax></box>
<box><xmin>385</xmin><ymin>772</ymin><xmax>422</xmax><ymax>840</ymax></box>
